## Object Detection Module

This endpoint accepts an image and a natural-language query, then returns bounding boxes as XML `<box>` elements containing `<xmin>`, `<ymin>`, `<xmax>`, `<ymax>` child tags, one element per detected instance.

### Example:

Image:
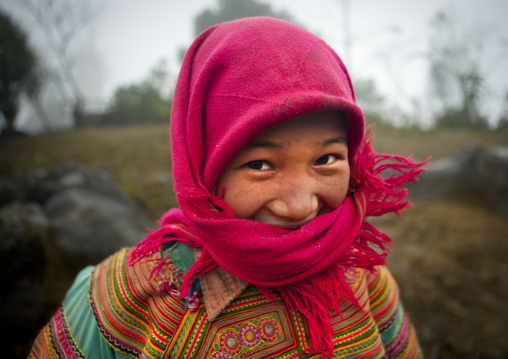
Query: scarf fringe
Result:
<box><xmin>350</xmin><ymin>126</ymin><xmax>430</xmax><ymax>219</ymax></box>
<box><xmin>178</xmin><ymin>248</ymin><xmax>217</xmax><ymax>298</ymax></box>
<box><xmin>259</xmin><ymin>265</ymin><xmax>359</xmax><ymax>358</ymax></box>
<box><xmin>128</xmin><ymin>214</ymin><xmax>218</xmax><ymax>299</ymax></box>
<box><xmin>128</xmin><ymin>210</ymin><xmax>203</xmax><ymax>280</ymax></box>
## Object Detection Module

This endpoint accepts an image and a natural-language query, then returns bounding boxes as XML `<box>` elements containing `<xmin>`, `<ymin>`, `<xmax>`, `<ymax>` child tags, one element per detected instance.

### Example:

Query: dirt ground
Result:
<box><xmin>372</xmin><ymin>199</ymin><xmax>508</xmax><ymax>359</ymax></box>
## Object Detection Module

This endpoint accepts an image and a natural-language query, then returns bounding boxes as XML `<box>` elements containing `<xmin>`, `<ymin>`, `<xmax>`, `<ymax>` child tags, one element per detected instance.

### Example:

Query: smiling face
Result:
<box><xmin>215</xmin><ymin>111</ymin><xmax>350</xmax><ymax>229</ymax></box>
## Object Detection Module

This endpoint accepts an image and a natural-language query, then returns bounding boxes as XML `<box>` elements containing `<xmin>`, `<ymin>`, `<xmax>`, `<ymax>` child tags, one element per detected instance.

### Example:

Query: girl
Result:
<box><xmin>30</xmin><ymin>17</ymin><xmax>426</xmax><ymax>358</ymax></box>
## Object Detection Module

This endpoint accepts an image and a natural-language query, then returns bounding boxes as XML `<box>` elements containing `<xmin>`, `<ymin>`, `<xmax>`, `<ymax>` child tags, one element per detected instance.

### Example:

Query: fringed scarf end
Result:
<box><xmin>347</xmin><ymin>126</ymin><xmax>429</xmax><ymax>265</ymax></box>
<box><xmin>259</xmin><ymin>266</ymin><xmax>359</xmax><ymax>357</ymax></box>
<box><xmin>128</xmin><ymin>209</ymin><xmax>203</xmax><ymax>281</ymax></box>
<box><xmin>179</xmin><ymin>247</ymin><xmax>218</xmax><ymax>298</ymax></box>
<box><xmin>128</xmin><ymin>226</ymin><xmax>177</xmax><ymax>279</ymax></box>
<box><xmin>350</xmin><ymin>126</ymin><xmax>430</xmax><ymax>219</ymax></box>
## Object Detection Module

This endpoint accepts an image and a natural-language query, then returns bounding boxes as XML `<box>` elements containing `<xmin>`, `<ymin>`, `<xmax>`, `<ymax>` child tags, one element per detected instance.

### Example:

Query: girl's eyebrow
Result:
<box><xmin>244</xmin><ymin>141</ymin><xmax>283</xmax><ymax>150</ymax></box>
<box><xmin>245</xmin><ymin>137</ymin><xmax>348</xmax><ymax>150</ymax></box>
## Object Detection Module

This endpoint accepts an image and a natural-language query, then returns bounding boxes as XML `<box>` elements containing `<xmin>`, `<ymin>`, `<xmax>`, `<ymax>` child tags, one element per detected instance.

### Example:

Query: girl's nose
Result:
<box><xmin>270</xmin><ymin>173</ymin><xmax>319</xmax><ymax>222</ymax></box>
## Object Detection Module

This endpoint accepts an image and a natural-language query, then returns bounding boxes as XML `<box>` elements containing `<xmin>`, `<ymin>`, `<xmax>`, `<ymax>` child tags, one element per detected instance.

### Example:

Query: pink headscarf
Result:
<box><xmin>132</xmin><ymin>17</ymin><xmax>427</xmax><ymax>356</ymax></box>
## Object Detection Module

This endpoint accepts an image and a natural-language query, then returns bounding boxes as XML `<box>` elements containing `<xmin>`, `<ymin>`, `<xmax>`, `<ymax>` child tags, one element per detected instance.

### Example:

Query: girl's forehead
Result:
<box><xmin>249</xmin><ymin>111</ymin><xmax>348</xmax><ymax>143</ymax></box>
<box><xmin>173</xmin><ymin>18</ymin><xmax>364</xmax><ymax>191</ymax></box>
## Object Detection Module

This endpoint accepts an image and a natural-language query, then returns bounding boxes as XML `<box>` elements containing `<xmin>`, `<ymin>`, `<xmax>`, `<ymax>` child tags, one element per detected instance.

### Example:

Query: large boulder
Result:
<box><xmin>0</xmin><ymin>164</ymin><xmax>153</xmax><ymax>359</ymax></box>
<box><xmin>16</xmin><ymin>164</ymin><xmax>151</xmax><ymax>263</ymax></box>
<box><xmin>45</xmin><ymin>187</ymin><xmax>149</xmax><ymax>260</ymax></box>
<box><xmin>407</xmin><ymin>145</ymin><xmax>508</xmax><ymax>216</ymax></box>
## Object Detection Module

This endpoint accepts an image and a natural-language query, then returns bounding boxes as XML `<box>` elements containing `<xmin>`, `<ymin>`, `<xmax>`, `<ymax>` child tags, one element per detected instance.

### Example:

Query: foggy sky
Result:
<box><xmin>78</xmin><ymin>0</ymin><xmax>508</xmax><ymax>124</ymax></box>
<box><xmin>3</xmin><ymin>0</ymin><xmax>508</xmax><ymax>130</ymax></box>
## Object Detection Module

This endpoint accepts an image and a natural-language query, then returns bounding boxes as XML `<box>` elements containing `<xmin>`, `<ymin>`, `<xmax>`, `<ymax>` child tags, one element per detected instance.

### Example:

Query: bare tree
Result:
<box><xmin>339</xmin><ymin>0</ymin><xmax>353</xmax><ymax>71</ymax></box>
<box><xmin>428</xmin><ymin>11</ymin><xmax>488</xmax><ymax>129</ymax></box>
<box><xmin>10</xmin><ymin>0</ymin><xmax>104</xmax><ymax>126</ymax></box>
<box><xmin>179</xmin><ymin>0</ymin><xmax>298</xmax><ymax>63</ymax></box>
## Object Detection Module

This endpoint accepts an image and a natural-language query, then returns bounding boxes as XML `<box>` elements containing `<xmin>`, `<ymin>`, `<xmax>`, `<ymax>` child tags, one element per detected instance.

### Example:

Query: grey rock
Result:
<box><xmin>408</xmin><ymin>145</ymin><xmax>508</xmax><ymax>215</ymax></box>
<box><xmin>59</xmin><ymin>171</ymin><xmax>85</xmax><ymax>187</ymax></box>
<box><xmin>44</xmin><ymin>187</ymin><xmax>149</xmax><ymax>261</ymax></box>
<box><xmin>0</xmin><ymin>201</ymin><xmax>50</xmax><ymax>251</ymax></box>
<box><xmin>20</xmin><ymin>163</ymin><xmax>128</xmax><ymax>206</ymax></box>
<box><xmin>0</xmin><ymin>178</ymin><xmax>25</xmax><ymax>206</ymax></box>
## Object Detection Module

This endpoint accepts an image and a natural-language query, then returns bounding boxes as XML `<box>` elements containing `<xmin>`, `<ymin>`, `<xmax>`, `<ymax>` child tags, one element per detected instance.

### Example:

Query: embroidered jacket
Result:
<box><xmin>29</xmin><ymin>245</ymin><xmax>423</xmax><ymax>358</ymax></box>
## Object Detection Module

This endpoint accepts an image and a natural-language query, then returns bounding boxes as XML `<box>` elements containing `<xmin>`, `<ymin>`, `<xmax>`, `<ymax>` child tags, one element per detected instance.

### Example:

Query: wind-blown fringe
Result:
<box><xmin>259</xmin><ymin>265</ymin><xmax>359</xmax><ymax>358</ymax></box>
<box><xmin>178</xmin><ymin>248</ymin><xmax>217</xmax><ymax>298</ymax></box>
<box><xmin>350</xmin><ymin>126</ymin><xmax>430</xmax><ymax>218</ymax></box>
<box><xmin>339</xmin><ymin>222</ymin><xmax>392</xmax><ymax>269</ymax></box>
<box><xmin>128</xmin><ymin>218</ymin><xmax>218</xmax><ymax>299</ymax></box>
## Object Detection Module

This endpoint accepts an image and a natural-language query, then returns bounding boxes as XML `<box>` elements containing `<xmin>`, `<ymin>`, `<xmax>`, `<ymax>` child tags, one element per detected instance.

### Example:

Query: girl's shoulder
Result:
<box><xmin>89</xmin><ymin>247</ymin><xmax>186</xmax><ymax>357</ymax></box>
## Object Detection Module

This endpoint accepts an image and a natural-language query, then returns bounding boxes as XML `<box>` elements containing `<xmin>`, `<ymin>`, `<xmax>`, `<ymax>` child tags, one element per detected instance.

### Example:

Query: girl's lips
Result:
<box><xmin>252</xmin><ymin>202</ymin><xmax>331</xmax><ymax>229</ymax></box>
<box><xmin>256</xmin><ymin>213</ymin><xmax>318</xmax><ymax>230</ymax></box>
<box><xmin>274</xmin><ymin>222</ymin><xmax>308</xmax><ymax>230</ymax></box>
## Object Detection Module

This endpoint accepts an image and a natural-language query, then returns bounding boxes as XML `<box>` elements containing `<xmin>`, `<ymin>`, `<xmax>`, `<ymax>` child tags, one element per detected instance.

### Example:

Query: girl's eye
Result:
<box><xmin>246</xmin><ymin>160</ymin><xmax>272</xmax><ymax>171</ymax></box>
<box><xmin>314</xmin><ymin>154</ymin><xmax>338</xmax><ymax>166</ymax></box>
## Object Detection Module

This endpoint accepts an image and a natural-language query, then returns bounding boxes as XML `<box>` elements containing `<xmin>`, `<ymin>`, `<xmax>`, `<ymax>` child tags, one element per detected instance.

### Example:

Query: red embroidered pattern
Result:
<box><xmin>49</xmin><ymin>308</ymin><xmax>85</xmax><ymax>359</ymax></box>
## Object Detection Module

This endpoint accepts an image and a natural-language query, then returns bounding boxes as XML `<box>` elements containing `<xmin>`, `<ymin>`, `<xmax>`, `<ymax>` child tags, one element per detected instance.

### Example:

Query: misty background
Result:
<box><xmin>1</xmin><ymin>0</ymin><xmax>508</xmax><ymax>133</ymax></box>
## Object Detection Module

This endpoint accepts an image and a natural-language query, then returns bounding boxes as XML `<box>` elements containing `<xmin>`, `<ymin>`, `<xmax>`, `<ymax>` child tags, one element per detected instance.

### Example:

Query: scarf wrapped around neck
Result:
<box><xmin>130</xmin><ymin>17</ymin><xmax>428</xmax><ymax>357</ymax></box>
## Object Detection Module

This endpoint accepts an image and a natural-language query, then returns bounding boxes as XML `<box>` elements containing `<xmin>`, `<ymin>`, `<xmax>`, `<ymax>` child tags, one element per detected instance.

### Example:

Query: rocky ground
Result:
<box><xmin>374</xmin><ymin>200</ymin><xmax>508</xmax><ymax>358</ymax></box>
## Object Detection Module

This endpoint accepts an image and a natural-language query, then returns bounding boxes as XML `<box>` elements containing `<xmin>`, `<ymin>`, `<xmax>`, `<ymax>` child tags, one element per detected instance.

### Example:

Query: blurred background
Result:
<box><xmin>0</xmin><ymin>0</ymin><xmax>507</xmax><ymax>358</ymax></box>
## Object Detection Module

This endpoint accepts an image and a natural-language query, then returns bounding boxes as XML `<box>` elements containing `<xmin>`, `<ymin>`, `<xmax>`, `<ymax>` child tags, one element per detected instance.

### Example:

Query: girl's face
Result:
<box><xmin>216</xmin><ymin>111</ymin><xmax>350</xmax><ymax>229</ymax></box>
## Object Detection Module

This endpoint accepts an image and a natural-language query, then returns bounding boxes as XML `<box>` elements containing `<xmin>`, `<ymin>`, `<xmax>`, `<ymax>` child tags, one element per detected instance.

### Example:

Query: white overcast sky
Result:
<box><xmin>4</xmin><ymin>0</ymin><xmax>508</xmax><ymax>127</ymax></box>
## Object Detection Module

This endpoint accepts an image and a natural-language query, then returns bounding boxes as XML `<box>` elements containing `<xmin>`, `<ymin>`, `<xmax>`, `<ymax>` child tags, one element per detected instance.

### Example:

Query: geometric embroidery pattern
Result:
<box><xmin>85</xmin><ymin>248</ymin><xmax>420</xmax><ymax>358</ymax></box>
<box><xmin>29</xmin><ymin>246</ymin><xmax>423</xmax><ymax>359</ymax></box>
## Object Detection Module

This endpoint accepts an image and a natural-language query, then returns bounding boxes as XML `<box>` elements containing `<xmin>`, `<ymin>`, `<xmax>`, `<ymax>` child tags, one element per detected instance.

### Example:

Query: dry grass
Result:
<box><xmin>371</xmin><ymin>123</ymin><xmax>508</xmax><ymax>161</ymax></box>
<box><xmin>0</xmin><ymin>125</ymin><xmax>177</xmax><ymax>221</ymax></box>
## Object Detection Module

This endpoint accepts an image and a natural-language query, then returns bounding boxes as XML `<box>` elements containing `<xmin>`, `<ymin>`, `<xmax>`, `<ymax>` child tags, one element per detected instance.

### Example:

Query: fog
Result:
<box><xmin>2</xmin><ymin>0</ymin><xmax>508</xmax><ymax>131</ymax></box>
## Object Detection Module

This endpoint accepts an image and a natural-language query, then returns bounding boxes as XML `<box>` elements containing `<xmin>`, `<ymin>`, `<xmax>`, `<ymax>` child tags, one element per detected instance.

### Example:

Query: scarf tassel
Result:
<box><xmin>128</xmin><ymin>220</ymin><xmax>203</xmax><ymax>279</ymax></box>
<box><xmin>178</xmin><ymin>248</ymin><xmax>217</xmax><ymax>299</ymax></box>
<box><xmin>351</xmin><ymin>126</ymin><xmax>430</xmax><ymax>219</ymax></box>
<box><xmin>259</xmin><ymin>265</ymin><xmax>360</xmax><ymax>358</ymax></box>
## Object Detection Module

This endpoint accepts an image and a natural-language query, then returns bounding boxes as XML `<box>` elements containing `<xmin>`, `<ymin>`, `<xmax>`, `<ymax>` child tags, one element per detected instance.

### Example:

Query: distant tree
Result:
<box><xmin>194</xmin><ymin>0</ymin><xmax>296</xmax><ymax>35</ymax></box>
<box><xmin>108</xmin><ymin>60</ymin><xmax>172</xmax><ymax>124</ymax></box>
<box><xmin>497</xmin><ymin>91</ymin><xmax>508</xmax><ymax>131</ymax></box>
<box><xmin>353</xmin><ymin>78</ymin><xmax>387</xmax><ymax>124</ymax></box>
<box><xmin>0</xmin><ymin>10</ymin><xmax>40</xmax><ymax>131</ymax></box>
<box><xmin>428</xmin><ymin>11</ymin><xmax>489</xmax><ymax>129</ymax></box>
<box><xmin>179</xmin><ymin>0</ymin><xmax>298</xmax><ymax>62</ymax></box>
